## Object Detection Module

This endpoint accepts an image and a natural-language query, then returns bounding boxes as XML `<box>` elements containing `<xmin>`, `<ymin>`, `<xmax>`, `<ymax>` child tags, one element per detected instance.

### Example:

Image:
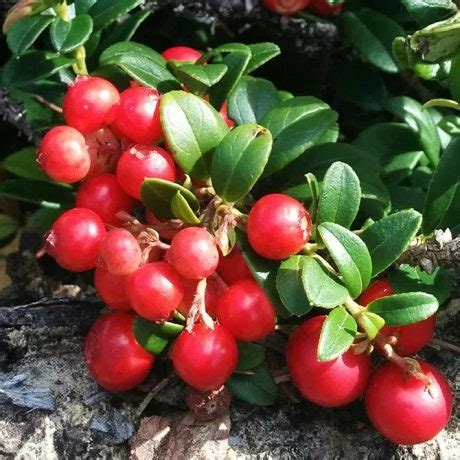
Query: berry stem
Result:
<box><xmin>186</xmin><ymin>278</ymin><xmax>214</xmax><ymax>331</ymax></box>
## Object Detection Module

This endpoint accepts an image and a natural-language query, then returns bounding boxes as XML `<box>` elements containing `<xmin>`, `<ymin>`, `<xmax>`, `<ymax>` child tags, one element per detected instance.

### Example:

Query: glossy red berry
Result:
<box><xmin>94</xmin><ymin>266</ymin><xmax>131</xmax><ymax>311</ymax></box>
<box><xmin>262</xmin><ymin>0</ymin><xmax>311</xmax><ymax>15</ymax></box>
<box><xmin>63</xmin><ymin>76</ymin><xmax>120</xmax><ymax>134</ymax></box>
<box><xmin>37</xmin><ymin>126</ymin><xmax>90</xmax><ymax>183</ymax></box>
<box><xmin>112</xmin><ymin>86</ymin><xmax>162</xmax><ymax>144</ymax></box>
<box><xmin>168</xmin><ymin>227</ymin><xmax>219</xmax><ymax>280</ymax></box>
<box><xmin>84</xmin><ymin>127</ymin><xmax>121</xmax><ymax>179</ymax></box>
<box><xmin>127</xmin><ymin>262</ymin><xmax>184</xmax><ymax>322</ymax></box>
<box><xmin>172</xmin><ymin>323</ymin><xmax>238</xmax><ymax>391</ymax></box>
<box><xmin>359</xmin><ymin>278</ymin><xmax>393</xmax><ymax>306</ymax></box>
<box><xmin>116</xmin><ymin>145</ymin><xmax>176</xmax><ymax>199</ymax></box>
<box><xmin>286</xmin><ymin>316</ymin><xmax>372</xmax><ymax>407</ymax></box>
<box><xmin>161</xmin><ymin>46</ymin><xmax>202</xmax><ymax>63</ymax></box>
<box><xmin>217</xmin><ymin>246</ymin><xmax>253</xmax><ymax>285</ymax></box>
<box><xmin>220</xmin><ymin>102</ymin><xmax>235</xmax><ymax>128</ymax></box>
<box><xmin>365</xmin><ymin>361</ymin><xmax>453</xmax><ymax>445</ymax></box>
<box><xmin>178</xmin><ymin>276</ymin><xmax>223</xmax><ymax>318</ymax></box>
<box><xmin>46</xmin><ymin>208</ymin><xmax>106</xmax><ymax>272</ymax></box>
<box><xmin>309</xmin><ymin>0</ymin><xmax>343</xmax><ymax>16</ymax></box>
<box><xmin>247</xmin><ymin>193</ymin><xmax>311</xmax><ymax>260</ymax></box>
<box><xmin>217</xmin><ymin>279</ymin><xmax>276</xmax><ymax>341</ymax></box>
<box><xmin>98</xmin><ymin>228</ymin><xmax>142</xmax><ymax>276</ymax></box>
<box><xmin>84</xmin><ymin>312</ymin><xmax>154</xmax><ymax>391</ymax></box>
<box><xmin>76</xmin><ymin>174</ymin><xmax>137</xmax><ymax>226</ymax></box>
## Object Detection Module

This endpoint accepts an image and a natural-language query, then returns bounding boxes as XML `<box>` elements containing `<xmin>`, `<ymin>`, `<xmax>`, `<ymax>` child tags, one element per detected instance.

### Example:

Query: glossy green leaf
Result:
<box><xmin>383</xmin><ymin>151</ymin><xmax>424</xmax><ymax>184</ymax></box>
<box><xmin>367</xmin><ymin>292</ymin><xmax>438</xmax><ymax>326</ymax></box>
<box><xmin>161</xmin><ymin>91</ymin><xmax>229</xmax><ymax>180</ymax></box>
<box><xmin>133</xmin><ymin>317</ymin><xmax>183</xmax><ymax>355</ymax></box>
<box><xmin>318</xmin><ymin>223</ymin><xmax>372</xmax><ymax>298</ymax></box>
<box><xmin>0</xmin><ymin>214</ymin><xmax>20</xmax><ymax>240</ymax></box>
<box><xmin>306</xmin><ymin>173</ymin><xmax>319</xmax><ymax>223</ymax></box>
<box><xmin>212</xmin><ymin>124</ymin><xmax>272</xmax><ymax>203</ymax></box>
<box><xmin>171</xmin><ymin>63</ymin><xmax>227</xmax><ymax>96</ymax></box>
<box><xmin>359</xmin><ymin>311</ymin><xmax>385</xmax><ymax>340</ymax></box>
<box><xmin>7</xmin><ymin>14</ymin><xmax>53</xmax><ymax>56</ymax></box>
<box><xmin>246</xmin><ymin>42</ymin><xmax>280</xmax><ymax>74</ymax></box>
<box><xmin>75</xmin><ymin>0</ymin><xmax>97</xmax><ymax>14</ymax></box>
<box><xmin>228</xmin><ymin>76</ymin><xmax>281</xmax><ymax>125</ymax></box>
<box><xmin>170</xmin><ymin>191</ymin><xmax>201</xmax><ymax>224</ymax></box>
<box><xmin>50</xmin><ymin>14</ymin><xmax>93</xmax><ymax>53</ymax></box>
<box><xmin>317</xmin><ymin>162</ymin><xmax>361</xmax><ymax>228</ymax></box>
<box><xmin>3</xmin><ymin>147</ymin><xmax>50</xmax><ymax>182</ymax></box>
<box><xmin>318</xmin><ymin>307</ymin><xmax>357</xmax><ymax>361</ymax></box>
<box><xmin>302</xmin><ymin>256</ymin><xmax>349</xmax><ymax>309</ymax></box>
<box><xmin>389</xmin><ymin>185</ymin><xmax>426</xmax><ymax>213</ymax></box>
<box><xmin>227</xmin><ymin>365</ymin><xmax>278</xmax><ymax>406</ymax></box>
<box><xmin>237</xmin><ymin>343</ymin><xmax>266</xmax><ymax>371</ymax></box>
<box><xmin>361</xmin><ymin>210</ymin><xmax>421</xmax><ymax>276</ymax></box>
<box><xmin>88</xmin><ymin>0</ymin><xmax>141</xmax><ymax>29</ymax></box>
<box><xmin>401</xmin><ymin>0</ymin><xmax>457</xmax><ymax>27</ymax></box>
<box><xmin>448</xmin><ymin>54</ymin><xmax>460</xmax><ymax>100</ymax></box>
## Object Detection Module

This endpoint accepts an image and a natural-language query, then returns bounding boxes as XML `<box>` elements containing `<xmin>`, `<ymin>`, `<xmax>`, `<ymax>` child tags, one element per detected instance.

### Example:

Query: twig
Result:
<box><xmin>35</xmin><ymin>95</ymin><xmax>63</xmax><ymax>113</ymax></box>
<box><xmin>429</xmin><ymin>337</ymin><xmax>460</xmax><ymax>354</ymax></box>
<box><xmin>136</xmin><ymin>376</ymin><xmax>177</xmax><ymax>418</ymax></box>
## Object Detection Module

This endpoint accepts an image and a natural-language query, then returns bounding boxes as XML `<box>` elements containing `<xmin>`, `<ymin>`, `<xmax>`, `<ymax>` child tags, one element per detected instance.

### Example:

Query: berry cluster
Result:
<box><xmin>262</xmin><ymin>0</ymin><xmax>343</xmax><ymax>16</ymax></box>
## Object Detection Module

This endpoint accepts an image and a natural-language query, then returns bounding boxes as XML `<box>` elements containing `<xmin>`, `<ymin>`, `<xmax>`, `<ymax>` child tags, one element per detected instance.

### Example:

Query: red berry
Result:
<box><xmin>359</xmin><ymin>278</ymin><xmax>393</xmax><ymax>306</ymax></box>
<box><xmin>84</xmin><ymin>127</ymin><xmax>121</xmax><ymax>179</ymax></box>
<box><xmin>146</xmin><ymin>210</ymin><xmax>180</xmax><ymax>240</ymax></box>
<box><xmin>172</xmin><ymin>323</ymin><xmax>238</xmax><ymax>391</ymax></box>
<box><xmin>247</xmin><ymin>194</ymin><xmax>311</xmax><ymax>260</ymax></box>
<box><xmin>127</xmin><ymin>262</ymin><xmax>184</xmax><ymax>321</ymax></box>
<box><xmin>178</xmin><ymin>276</ymin><xmax>223</xmax><ymax>317</ymax></box>
<box><xmin>63</xmin><ymin>76</ymin><xmax>120</xmax><ymax>134</ymax></box>
<box><xmin>84</xmin><ymin>312</ymin><xmax>154</xmax><ymax>391</ymax></box>
<box><xmin>309</xmin><ymin>0</ymin><xmax>343</xmax><ymax>16</ymax></box>
<box><xmin>94</xmin><ymin>266</ymin><xmax>131</xmax><ymax>311</ymax></box>
<box><xmin>46</xmin><ymin>208</ymin><xmax>106</xmax><ymax>272</ymax></box>
<box><xmin>262</xmin><ymin>0</ymin><xmax>311</xmax><ymax>15</ymax></box>
<box><xmin>217</xmin><ymin>279</ymin><xmax>276</xmax><ymax>341</ymax></box>
<box><xmin>116</xmin><ymin>144</ymin><xmax>176</xmax><ymax>199</ymax></box>
<box><xmin>76</xmin><ymin>174</ymin><xmax>137</xmax><ymax>226</ymax></box>
<box><xmin>220</xmin><ymin>102</ymin><xmax>235</xmax><ymax>128</ymax></box>
<box><xmin>112</xmin><ymin>86</ymin><xmax>162</xmax><ymax>144</ymax></box>
<box><xmin>98</xmin><ymin>228</ymin><xmax>142</xmax><ymax>276</ymax></box>
<box><xmin>37</xmin><ymin>126</ymin><xmax>90</xmax><ymax>183</ymax></box>
<box><xmin>286</xmin><ymin>316</ymin><xmax>372</xmax><ymax>407</ymax></box>
<box><xmin>365</xmin><ymin>361</ymin><xmax>453</xmax><ymax>445</ymax></box>
<box><xmin>161</xmin><ymin>46</ymin><xmax>202</xmax><ymax>63</ymax></box>
<box><xmin>168</xmin><ymin>227</ymin><xmax>219</xmax><ymax>280</ymax></box>
<box><xmin>217</xmin><ymin>246</ymin><xmax>253</xmax><ymax>285</ymax></box>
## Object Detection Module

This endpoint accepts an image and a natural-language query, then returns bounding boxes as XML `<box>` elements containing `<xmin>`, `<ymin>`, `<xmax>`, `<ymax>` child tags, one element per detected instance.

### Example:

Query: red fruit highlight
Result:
<box><xmin>94</xmin><ymin>266</ymin><xmax>131</xmax><ymax>311</ymax></box>
<box><xmin>161</xmin><ymin>46</ymin><xmax>202</xmax><ymax>63</ymax></box>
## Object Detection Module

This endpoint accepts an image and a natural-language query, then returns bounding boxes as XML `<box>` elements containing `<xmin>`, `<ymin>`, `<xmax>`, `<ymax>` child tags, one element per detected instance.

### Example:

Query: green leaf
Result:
<box><xmin>317</xmin><ymin>307</ymin><xmax>357</xmax><ymax>362</ymax></box>
<box><xmin>141</xmin><ymin>178</ymin><xmax>199</xmax><ymax>220</ymax></box>
<box><xmin>359</xmin><ymin>311</ymin><xmax>385</xmax><ymax>340</ymax></box>
<box><xmin>50</xmin><ymin>14</ymin><xmax>93</xmax><ymax>53</ymax></box>
<box><xmin>342</xmin><ymin>8</ymin><xmax>404</xmax><ymax>73</ymax></box>
<box><xmin>389</xmin><ymin>185</ymin><xmax>426</xmax><ymax>213</ymax></box>
<box><xmin>276</xmin><ymin>256</ymin><xmax>310</xmax><ymax>316</ymax></box>
<box><xmin>0</xmin><ymin>214</ymin><xmax>20</xmax><ymax>240</ymax></box>
<box><xmin>367</xmin><ymin>292</ymin><xmax>438</xmax><ymax>326</ymax></box>
<box><xmin>228</xmin><ymin>76</ymin><xmax>281</xmax><ymax>125</ymax></box>
<box><xmin>7</xmin><ymin>14</ymin><xmax>53</xmax><ymax>56</ymax></box>
<box><xmin>3</xmin><ymin>51</ymin><xmax>75</xmax><ymax>88</ymax></box>
<box><xmin>448</xmin><ymin>54</ymin><xmax>460</xmax><ymax>100</ymax></box>
<box><xmin>423</xmin><ymin>137</ymin><xmax>460</xmax><ymax>234</ymax></box>
<box><xmin>26</xmin><ymin>207</ymin><xmax>63</xmax><ymax>234</ymax></box>
<box><xmin>75</xmin><ymin>0</ymin><xmax>97</xmax><ymax>14</ymax></box>
<box><xmin>99</xmin><ymin>41</ymin><xmax>180</xmax><ymax>92</ymax></box>
<box><xmin>361</xmin><ymin>210</ymin><xmax>422</xmax><ymax>276</ymax></box>
<box><xmin>302</xmin><ymin>256</ymin><xmax>349</xmax><ymax>309</ymax></box>
<box><xmin>160</xmin><ymin>91</ymin><xmax>229</xmax><ymax>180</ymax></box>
<box><xmin>212</xmin><ymin>124</ymin><xmax>272</xmax><ymax>203</ymax></box>
<box><xmin>246</xmin><ymin>42</ymin><xmax>280</xmax><ymax>74</ymax></box>
<box><xmin>3</xmin><ymin>147</ymin><xmax>51</xmax><ymax>182</ymax></box>
<box><xmin>133</xmin><ymin>317</ymin><xmax>183</xmax><ymax>355</ymax></box>
<box><xmin>237</xmin><ymin>343</ymin><xmax>266</xmax><ymax>371</ymax></box>
<box><xmin>401</xmin><ymin>0</ymin><xmax>457</xmax><ymax>27</ymax></box>
<box><xmin>317</xmin><ymin>162</ymin><xmax>361</xmax><ymax>228</ymax></box>
<box><xmin>306</xmin><ymin>173</ymin><xmax>320</xmax><ymax>223</ymax></box>
<box><xmin>227</xmin><ymin>365</ymin><xmax>278</xmax><ymax>406</ymax></box>
<box><xmin>171</xmin><ymin>63</ymin><xmax>227</xmax><ymax>96</ymax></box>
<box><xmin>318</xmin><ymin>223</ymin><xmax>372</xmax><ymax>298</ymax></box>
<box><xmin>382</xmin><ymin>151</ymin><xmax>424</xmax><ymax>184</ymax></box>
<box><xmin>88</xmin><ymin>0</ymin><xmax>141</xmax><ymax>30</ymax></box>
<box><xmin>170</xmin><ymin>191</ymin><xmax>200</xmax><ymax>224</ymax></box>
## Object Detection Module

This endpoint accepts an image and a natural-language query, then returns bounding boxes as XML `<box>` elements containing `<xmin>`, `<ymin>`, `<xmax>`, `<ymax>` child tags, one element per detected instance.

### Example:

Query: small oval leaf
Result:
<box><xmin>237</xmin><ymin>343</ymin><xmax>266</xmax><ymax>371</ymax></box>
<box><xmin>7</xmin><ymin>15</ymin><xmax>53</xmax><ymax>56</ymax></box>
<box><xmin>170</xmin><ymin>191</ymin><xmax>201</xmax><ymax>224</ymax></box>
<box><xmin>133</xmin><ymin>317</ymin><xmax>184</xmax><ymax>355</ymax></box>
<box><xmin>170</xmin><ymin>63</ymin><xmax>227</xmax><ymax>96</ymax></box>
<box><xmin>50</xmin><ymin>14</ymin><xmax>93</xmax><ymax>53</ymax></box>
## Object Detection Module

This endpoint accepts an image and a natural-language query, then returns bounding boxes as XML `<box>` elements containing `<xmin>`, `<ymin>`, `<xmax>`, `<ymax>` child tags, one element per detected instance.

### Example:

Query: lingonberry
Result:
<box><xmin>217</xmin><ymin>279</ymin><xmax>276</xmax><ymax>341</ymax></box>
<box><xmin>84</xmin><ymin>312</ymin><xmax>154</xmax><ymax>391</ymax></box>
<box><xmin>178</xmin><ymin>276</ymin><xmax>223</xmax><ymax>317</ymax></box>
<box><xmin>286</xmin><ymin>316</ymin><xmax>372</xmax><ymax>407</ymax></box>
<box><xmin>220</xmin><ymin>101</ymin><xmax>235</xmax><ymax>128</ymax></box>
<box><xmin>112</xmin><ymin>86</ymin><xmax>163</xmax><ymax>144</ymax></box>
<box><xmin>94</xmin><ymin>266</ymin><xmax>131</xmax><ymax>311</ymax></box>
<box><xmin>161</xmin><ymin>46</ymin><xmax>202</xmax><ymax>63</ymax></box>
<box><xmin>46</xmin><ymin>208</ymin><xmax>106</xmax><ymax>272</ymax></box>
<box><xmin>247</xmin><ymin>193</ymin><xmax>311</xmax><ymax>260</ymax></box>
<box><xmin>168</xmin><ymin>227</ymin><xmax>219</xmax><ymax>280</ymax></box>
<box><xmin>37</xmin><ymin>126</ymin><xmax>90</xmax><ymax>183</ymax></box>
<box><xmin>308</xmin><ymin>0</ymin><xmax>343</xmax><ymax>16</ymax></box>
<box><xmin>365</xmin><ymin>361</ymin><xmax>453</xmax><ymax>445</ymax></box>
<box><xmin>63</xmin><ymin>76</ymin><xmax>120</xmax><ymax>134</ymax></box>
<box><xmin>98</xmin><ymin>228</ymin><xmax>142</xmax><ymax>276</ymax></box>
<box><xmin>84</xmin><ymin>127</ymin><xmax>121</xmax><ymax>179</ymax></box>
<box><xmin>172</xmin><ymin>323</ymin><xmax>238</xmax><ymax>391</ymax></box>
<box><xmin>360</xmin><ymin>278</ymin><xmax>437</xmax><ymax>356</ymax></box>
<box><xmin>116</xmin><ymin>144</ymin><xmax>176</xmax><ymax>199</ymax></box>
<box><xmin>217</xmin><ymin>246</ymin><xmax>253</xmax><ymax>285</ymax></box>
<box><xmin>262</xmin><ymin>0</ymin><xmax>311</xmax><ymax>15</ymax></box>
<box><xmin>76</xmin><ymin>174</ymin><xmax>137</xmax><ymax>226</ymax></box>
<box><xmin>127</xmin><ymin>262</ymin><xmax>184</xmax><ymax>322</ymax></box>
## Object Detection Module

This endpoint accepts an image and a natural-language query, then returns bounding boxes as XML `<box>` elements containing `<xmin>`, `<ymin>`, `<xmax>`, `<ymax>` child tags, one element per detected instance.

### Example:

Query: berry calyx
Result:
<box><xmin>308</xmin><ymin>0</ymin><xmax>343</xmax><ymax>16</ymax></box>
<box><xmin>286</xmin><ymin>316</ymin><xmax>372</xmax><ymax>407</ymax></box>
<box><xmin>217</xmin><ymin>279</ymin><xmax>276</xmax><ymax>341</ymax></box>
<box><xmin>365</xmin><ymin>361</ymin><xmax>453</xmax><ymax>445</ymax></box>
<box><xmin>217</xmin><ymin>245</ymin><xmax>253</xmax><ymax>285</ymax></box>
<box><xmin>262</xmin><ymin>0</ymin><xmax>311</xmax><ymax>15</ymax></box>
<box><xmin>84</xmin><ymin>312</ymin><xmax>154</xmax><ymax>391</ymax></box>
<box><xmin>168</xmin><ymin>227</ymin><xmax>219</xmax><ymax>280</ymax></box>
<box><xmin>46</xmin><ymin>208</ymin><xmax>106</xmax><ymax>272</ymax></box>
<box><xmin>98</xmin><ymin>228</ymin><xmax>142</xmax><ymax>276</ymax></box>
<box><xmin>94</xmin><ymin>266</ymin><xmax>131</xmax><ymax>311</ymax></box>
<box><xmin>161</xmin><ymin>46</ymin><xmax>202</xmax><ymax>63</ymax></box>
<box><xmin>63</xmin><ymin>76</ymin><xmax>120</xmax><ymax>134</ymax></box>
<box><xmin>112</xmin><ymin>86</ymin><xmax>163</xmax><ymax>144</ymax></box>
<box><xmin>247</xmin><ymin>193</ymin><xmax>311</xmax><ymax>260</ymax></box>
<box><xmin>172</xmin><ymin>323</ymin><xmax>238</xmax><ymax>391</ymax></box>
<box><xmin>127</xmin><ymin>262</ymin><xmax>184</xmax><ymax>322</ymax></box>
<box><xmin>37</xmin><ymin>126</ymin><xmax>90</xmax><ymax>183</ymax></box>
